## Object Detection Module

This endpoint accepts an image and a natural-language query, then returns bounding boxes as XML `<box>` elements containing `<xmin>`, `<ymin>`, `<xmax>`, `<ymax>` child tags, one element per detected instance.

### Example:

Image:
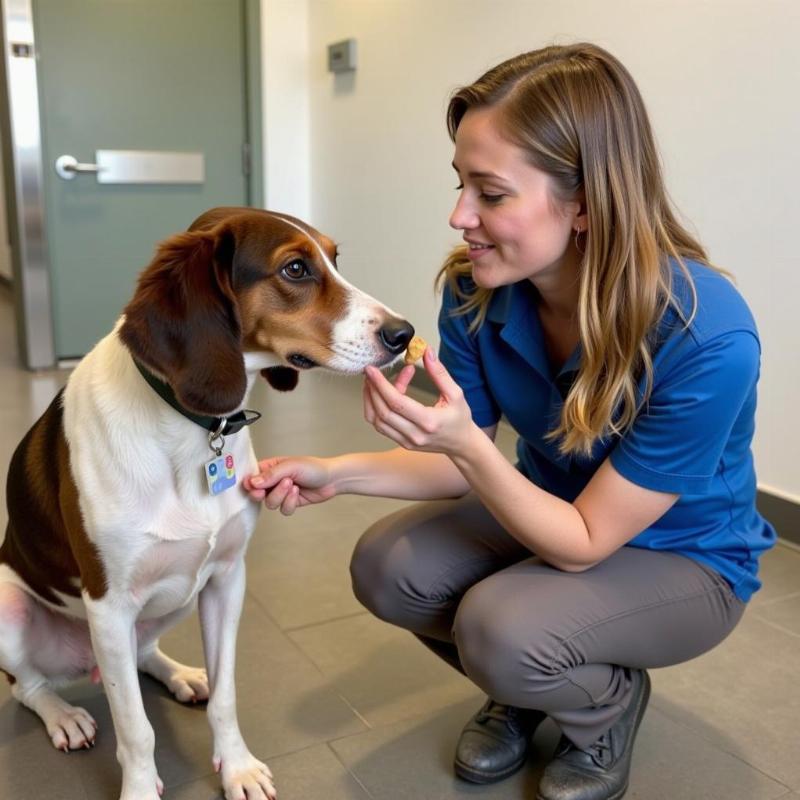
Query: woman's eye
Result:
<box><xmin>454</xmin><ymin>183</ymin><xmax>464</xmax><ymax>190</ymax></box>
<box><xmin>281</xmin><ymin>260</ymin><xmax>310</xmax><ymax>280</ymax></box>
<box><xmin>480</xmin><ymin>193</ymin><xmax>505</xmax><ymax>204</ymax></box>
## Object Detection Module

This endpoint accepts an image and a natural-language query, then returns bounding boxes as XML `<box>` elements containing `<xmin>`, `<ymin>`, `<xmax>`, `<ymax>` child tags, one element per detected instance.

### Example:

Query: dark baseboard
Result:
<box><xmin>757</xmin><ymin>490</ymin><xmax>799</xmax><ymax>547</ymax></box>
<box><xmin>410</xmin><ymin>372</ymin><xmax>799</xmax><ymax>547</ymax></box>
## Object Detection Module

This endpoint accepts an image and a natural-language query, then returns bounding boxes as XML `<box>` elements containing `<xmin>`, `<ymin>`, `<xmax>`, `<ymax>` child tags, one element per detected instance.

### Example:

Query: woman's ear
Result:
<box><xmin>119</xmin><ymin>225</ymin><xmax>247</xmax><ymax>416</ymax></box>
<box><xmin>567</xmin><ymin>189</ymin><xmax>588</xmax><ymax>232</ymax></box>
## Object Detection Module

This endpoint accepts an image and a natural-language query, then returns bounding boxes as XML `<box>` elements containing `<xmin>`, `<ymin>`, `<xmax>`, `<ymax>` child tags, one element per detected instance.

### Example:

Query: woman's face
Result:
<box><xmin>449</xmin><ymin>106</ymin><xmax>582</xmax><ymax>290</ymax></box>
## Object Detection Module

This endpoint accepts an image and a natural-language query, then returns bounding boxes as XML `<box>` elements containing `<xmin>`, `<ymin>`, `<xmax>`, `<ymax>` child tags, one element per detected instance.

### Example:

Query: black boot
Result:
<box><xmin>455</xmin><ymin>697</ymin><xmax>546</xmax><ymax>784</ymax></box>
<box><xmin>536</xmin><ymin>669</ymin><xmax>651</xmax><ymax>800</ymax></box>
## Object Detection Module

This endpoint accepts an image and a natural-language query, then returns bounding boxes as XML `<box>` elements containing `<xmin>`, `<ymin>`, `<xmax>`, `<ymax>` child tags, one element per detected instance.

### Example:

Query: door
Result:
<box><xmin>34</xmin><ymin>0</ymin><xmax>252</xmax><ymax>359</ymax></box>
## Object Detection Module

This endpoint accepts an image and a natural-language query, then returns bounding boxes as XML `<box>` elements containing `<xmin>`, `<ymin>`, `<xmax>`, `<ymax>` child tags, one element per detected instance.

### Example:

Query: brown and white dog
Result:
<box><xmin>0</xmin><ymin>207</ymin><xmax>414</xmax><ymax>800</ymax></box>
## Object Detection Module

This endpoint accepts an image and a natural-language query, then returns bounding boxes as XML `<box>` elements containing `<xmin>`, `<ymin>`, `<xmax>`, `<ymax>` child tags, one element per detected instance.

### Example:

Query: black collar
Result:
<box><xmin>132</xmin><ymin>359</ymin><xmax>261</xmax><ymax>436</ymax></box>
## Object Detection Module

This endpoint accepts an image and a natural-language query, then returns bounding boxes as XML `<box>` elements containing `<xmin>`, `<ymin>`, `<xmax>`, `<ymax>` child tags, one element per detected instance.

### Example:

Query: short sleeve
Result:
<box><xmin>610</xmin><ymin>330</ymin><xmax>760</xmax><ymax>494</ymax></box>
<box><xmin>437</xmin><ymin>284</ymin><xmax>501</xmax><ymax>428</ymax></box>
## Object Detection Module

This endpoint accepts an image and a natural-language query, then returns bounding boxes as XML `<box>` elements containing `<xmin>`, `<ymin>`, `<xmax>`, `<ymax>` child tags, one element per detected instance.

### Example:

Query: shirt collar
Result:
<box><xmin>487</xmin><ymin>281</ymin><xmax>581</xmax><ymax>382</ymax></box>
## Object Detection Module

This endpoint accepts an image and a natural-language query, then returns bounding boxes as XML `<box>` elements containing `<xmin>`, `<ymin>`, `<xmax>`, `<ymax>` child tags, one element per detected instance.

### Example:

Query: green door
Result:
<box><xmin>34</xmin><ymin>0</ymin><xmax>252</xmax><ymax>359</ymax></box>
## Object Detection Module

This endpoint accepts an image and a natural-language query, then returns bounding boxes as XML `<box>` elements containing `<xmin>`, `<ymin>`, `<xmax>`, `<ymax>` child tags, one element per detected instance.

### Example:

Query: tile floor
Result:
<box><xmin>0</xmin><ymin>283</ymin><xmax>798</xmax><ymax>800</ymax></box>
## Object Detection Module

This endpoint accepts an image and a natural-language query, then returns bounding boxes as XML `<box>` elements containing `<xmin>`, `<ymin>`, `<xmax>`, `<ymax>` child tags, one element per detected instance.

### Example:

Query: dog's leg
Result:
<box><xmin>136</xmin><ymin>604</ymin><xmax>209</xmax><ymax>703</ymax></box>
<box><xmin>199</xmin><ymin>557</ymin><xmax>276</xmax><ymax>800</ymax></box>
<box><xmin>0</xmin><ymin>581</ymin><xmax>97</xmax><ymax>750</ymax></box>
<box><xmin>84</xmin><ymin>594</ymin><xmax>163</xmax><ymax>800</ymax></box>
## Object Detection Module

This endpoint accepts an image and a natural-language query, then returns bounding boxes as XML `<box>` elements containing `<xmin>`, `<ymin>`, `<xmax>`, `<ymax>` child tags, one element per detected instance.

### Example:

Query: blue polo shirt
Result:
<box><xmin>438</xmin><ymin>259</ymin><xmax>775</xmax><ymax>602</ymax></box>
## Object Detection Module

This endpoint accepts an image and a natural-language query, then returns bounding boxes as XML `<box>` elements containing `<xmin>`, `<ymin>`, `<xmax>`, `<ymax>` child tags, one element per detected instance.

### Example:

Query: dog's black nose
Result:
<box><xmin>378</xmin><ymin>319</ymin><xmax>415</xmax><ymax>354</ymax></box>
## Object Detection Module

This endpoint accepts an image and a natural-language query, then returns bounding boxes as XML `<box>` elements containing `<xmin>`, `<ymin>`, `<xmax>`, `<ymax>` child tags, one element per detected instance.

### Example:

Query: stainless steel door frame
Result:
<box><xmin>0</xmin><ymin>0</ymin><xmax>55</xmax><ymax>369</ymax></box>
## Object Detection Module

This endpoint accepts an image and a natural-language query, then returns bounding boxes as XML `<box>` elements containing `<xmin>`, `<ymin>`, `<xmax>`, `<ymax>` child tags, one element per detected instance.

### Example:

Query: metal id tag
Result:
<box><xmin>204</xmin><ymin>452</ymin><xmax>236</xmax><ymax>495</ymax></box>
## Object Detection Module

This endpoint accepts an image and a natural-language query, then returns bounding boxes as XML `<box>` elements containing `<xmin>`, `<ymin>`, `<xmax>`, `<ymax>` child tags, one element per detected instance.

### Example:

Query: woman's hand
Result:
<box><xmin>243</xmin><ymin>456</ymin><xmax>336</xmax><ymax>515</ymax></box>
<box><xmin>363</xmin><ymin>347</ymin><xmax>477</xmax><ymax>457</ymax></box>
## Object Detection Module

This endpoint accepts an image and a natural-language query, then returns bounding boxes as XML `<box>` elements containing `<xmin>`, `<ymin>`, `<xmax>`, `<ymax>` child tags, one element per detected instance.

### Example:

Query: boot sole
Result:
<box><xmin>454</xmin><ymin>753</ymin><xmax>528</xmax><ymax>785</ymax></box>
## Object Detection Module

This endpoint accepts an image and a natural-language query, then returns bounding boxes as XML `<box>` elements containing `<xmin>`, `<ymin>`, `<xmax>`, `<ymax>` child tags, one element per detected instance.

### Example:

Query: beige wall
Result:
<box><xmin>262</xmin><ymin>0</ymin><xmax>800</xmax><ymax>500</ymax></box>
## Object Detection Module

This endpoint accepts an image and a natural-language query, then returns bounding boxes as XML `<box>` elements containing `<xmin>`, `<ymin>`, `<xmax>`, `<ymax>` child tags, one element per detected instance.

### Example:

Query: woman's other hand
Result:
<box><xmin>244</xmin><ymin>456</ymin><xmax>336</xmax><ymax>515</ymax></box>
<box><xmin>363</xmin><ymin>347</ymin><xmax>476</xmax><ymax>457</ymax></box>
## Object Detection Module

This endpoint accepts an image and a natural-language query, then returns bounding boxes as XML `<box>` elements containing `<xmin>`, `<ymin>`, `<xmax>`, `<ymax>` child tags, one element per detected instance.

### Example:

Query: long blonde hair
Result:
<box><xmin>438</xmin><ymin>43</ymin><xmax>715</xmax><ymax>457</ymax></box>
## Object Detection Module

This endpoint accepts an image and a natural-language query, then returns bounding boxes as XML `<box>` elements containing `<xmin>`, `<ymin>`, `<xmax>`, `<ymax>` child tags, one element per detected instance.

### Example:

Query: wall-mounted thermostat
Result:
<box><xmin>328</xmin><ymin>38</ymin><xmax>357</xmax><ymax>73</ymax></box>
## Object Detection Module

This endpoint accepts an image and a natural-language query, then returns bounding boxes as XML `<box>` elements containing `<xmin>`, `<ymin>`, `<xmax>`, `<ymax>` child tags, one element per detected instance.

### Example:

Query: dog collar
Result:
<box><xmin>132</xmin><ymin>358</ymin><xmax>262</xmax><ymax>437</ymax></box>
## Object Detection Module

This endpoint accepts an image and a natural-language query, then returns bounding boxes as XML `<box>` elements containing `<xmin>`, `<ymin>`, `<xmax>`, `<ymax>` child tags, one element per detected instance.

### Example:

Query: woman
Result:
<box><xmin>246</xmin><ymin>43</ymin><xmax>774</xmax><ymax>800</ymax></box>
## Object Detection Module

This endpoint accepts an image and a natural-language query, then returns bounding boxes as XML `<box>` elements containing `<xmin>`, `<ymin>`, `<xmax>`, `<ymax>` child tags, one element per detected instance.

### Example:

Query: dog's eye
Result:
<box><xmin>281</xmin><ymin>259</ymin><xmax>311</xmax><ymax>280</ymax></box>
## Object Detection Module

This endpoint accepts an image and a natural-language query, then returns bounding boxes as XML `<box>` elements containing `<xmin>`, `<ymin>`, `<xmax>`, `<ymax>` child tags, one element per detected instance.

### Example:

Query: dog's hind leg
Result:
<box><xmin>136</xmin><ymin>603</ymin><xmax>209</xmax><ymax>703</ymax></box>
<box><xmin>0</xmin><ymin>581</ymin><xmax>97</xmax><ymax>751</ymax></box>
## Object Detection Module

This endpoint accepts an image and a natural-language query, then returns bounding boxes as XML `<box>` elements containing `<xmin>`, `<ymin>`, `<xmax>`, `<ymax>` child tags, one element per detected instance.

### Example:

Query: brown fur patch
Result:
<box><xmin>186</xmin><ymin>207</ymin><xmax>352</xmax><ymax>368</ymax></box>
<box><xmin>0</xmin><ymin>390</ymin><xmax>107</xmax><ymax>603</ymax></box>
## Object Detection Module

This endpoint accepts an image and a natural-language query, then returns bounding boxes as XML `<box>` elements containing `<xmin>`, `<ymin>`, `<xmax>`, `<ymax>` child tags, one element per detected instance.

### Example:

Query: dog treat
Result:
<box><xmin>404</xmin><ymin>335</ymin><xmax>427</xmax><ymax>365</ymax></box>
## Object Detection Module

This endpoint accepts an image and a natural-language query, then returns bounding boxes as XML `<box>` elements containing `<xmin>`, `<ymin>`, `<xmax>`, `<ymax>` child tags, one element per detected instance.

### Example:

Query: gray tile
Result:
<box><xmin>752</xmin><ymin>591</ymin><xmax>800</xmax><ymax>636</ymax></box>
<box><xmin>650</xmin><ymin>611</ymin><xmax>800</xmax><ymax>790</ymax></box>
<box><xmin>0</xmin><ymin>713</ymin><xmax>90</xmax><ymax>800</ymax></box>
<box><xmin>155</xmin><ymin>595</ymin><xmax>368</xmax><ymax>762</ymax></box>
<box><xmin>167</xmin><ymin>743</ymin><xmax>371</xmax><ymax>800</ymax></box>
<box><xmin>246</xmin><ymin>493</ymin><xmax>412</xmax><ymax>631</ymax></box>
<box><xmin>288</xmin><ymin>612</ymin><xmax>482</xmax><ymax>728</ymax></box>
<box><xmin>628</xmin><ymin>704</ymin><xmax>790</xmax><ymax>799</ymax></box>
<box><xmin>263</xmin><ymin>743</ymin><xmax>372</xmax><ymax>800</ymax></box>
<box><xmin>751</xmin><ymin>543</ymin><xmax>800</xmax><ymax>607</ymax></box>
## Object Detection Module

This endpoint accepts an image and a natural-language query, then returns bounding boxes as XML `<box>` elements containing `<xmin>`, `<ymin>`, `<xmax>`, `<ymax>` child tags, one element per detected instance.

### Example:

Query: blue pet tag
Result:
<box><xmin>204</xmin><ymin>452</ymin><xmax>237</xmax><ymax>495</ymax></box>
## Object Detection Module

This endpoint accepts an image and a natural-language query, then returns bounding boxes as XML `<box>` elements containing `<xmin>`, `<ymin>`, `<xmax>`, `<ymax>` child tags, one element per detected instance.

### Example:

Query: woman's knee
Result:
<box><xmin>349</xmin><ymin>509</ymin><xmax>425</xmax><ymax>625</ymax></box>
<box><xmin>351</xmin><ymin>500</ymin><xmax>479</xmax><ymax>638</ymax></box>
<box><xmin>453</xmin><ymin>579</ymin><xmax>562</xmax><ymax>703</ymax></box>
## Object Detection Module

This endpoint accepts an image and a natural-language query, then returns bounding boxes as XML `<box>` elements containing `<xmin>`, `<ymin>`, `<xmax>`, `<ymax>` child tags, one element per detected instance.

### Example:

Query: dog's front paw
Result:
<box><xmin>215</xmin><ymin>752</ymin><xmax>276</xmax><ymax>800</ymax></box>
<box><xmin>164</xmin><ymin>664</ymin><xmax>209</xmax><ymax>703</ymax></box>
<box><xmin>45</xmin><ymin>704</ymin><xmax>97</xmax><ymax>752</ymax></box>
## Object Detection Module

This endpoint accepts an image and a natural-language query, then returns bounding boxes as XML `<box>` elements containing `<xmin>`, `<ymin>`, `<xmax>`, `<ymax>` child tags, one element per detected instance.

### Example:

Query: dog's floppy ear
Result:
<box><xmin>120</xmin><ymin>225</ymin><xmax>246</xmax><ymax>416</ymax></box>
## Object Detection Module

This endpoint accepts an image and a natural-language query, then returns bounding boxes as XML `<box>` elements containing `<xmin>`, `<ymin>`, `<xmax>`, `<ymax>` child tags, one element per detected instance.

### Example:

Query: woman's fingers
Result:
<box><xmin>364</xmin><ymin>383</ymin><xmax>418</xmax><ymax>449</ymax></box>
<box><xmin>264</xmin><ymin>477</ymin><xmax>294</xmax><ymax>510</ymax></box>
<box><xmin>422</xmin><ymin>348</ymin><xmax>464</xmax><ymax>403</ymax></box>
<box><xmin>364</xmin><ymin>366</ymin><xmax>426</xmax><ymax>426</ymax></box>
<box><xmin>363</xmin><ymin>377</ymin><xmax>376</xmax><ymax>424</ymax></box>
<box><xmin>280</xmin><ymin>484</ymin><xmax>300</xmax><ymax>516</ymax></box>
<box><xmin>393</xmin><ymin>364</ymin><xmax>416</xmax><ymax>395</ymax></box>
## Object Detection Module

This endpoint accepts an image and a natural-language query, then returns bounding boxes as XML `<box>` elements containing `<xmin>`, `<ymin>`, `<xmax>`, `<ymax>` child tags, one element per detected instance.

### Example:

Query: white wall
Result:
<box><xmin>263</xmin><ymin>0</ymin><xmax>800</xmax><ymax>500</ymax></box>
<box><xmin>260</xmin><ymin>0</ymin><xmax>311</xmax><ymax>220</ymax></box>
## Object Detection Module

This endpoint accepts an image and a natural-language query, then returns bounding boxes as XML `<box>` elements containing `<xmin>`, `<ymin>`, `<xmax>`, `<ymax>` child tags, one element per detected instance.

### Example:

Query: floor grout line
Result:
<box><xmin>283</xmin><ymin>609</ymin><xmax>370</xmax><ymax>634</ymax></box>
<box><xmin>650</xmin><ymin>696</ymin><xmax>795</xmax><ymax>791</ymax></box>
<box><xmin>326</xmin><ymin>741</ymin><xmax>378</xmax><ymax>799</ymax></box>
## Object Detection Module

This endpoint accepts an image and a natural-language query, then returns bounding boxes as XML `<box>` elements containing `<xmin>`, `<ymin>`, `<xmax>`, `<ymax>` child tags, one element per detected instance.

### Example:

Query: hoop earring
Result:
<box><xmin>574</xmin><ymin>227</ymin><xmax>585</xmax><ymax>255</ymax></box>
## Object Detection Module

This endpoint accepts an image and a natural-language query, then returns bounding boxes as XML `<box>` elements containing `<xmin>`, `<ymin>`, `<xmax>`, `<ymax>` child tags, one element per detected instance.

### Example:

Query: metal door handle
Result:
<box><xmin>55</xmin><ymin>154</ymin><xmax>105</xmax><ymax>180</ymax></box>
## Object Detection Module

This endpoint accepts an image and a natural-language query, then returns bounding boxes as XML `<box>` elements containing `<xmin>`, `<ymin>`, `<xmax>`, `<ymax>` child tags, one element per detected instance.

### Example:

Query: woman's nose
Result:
<box><xmin>449</xmin><ymin>194</ymin><xmax>478</xmax><ymax>231</ymax></box>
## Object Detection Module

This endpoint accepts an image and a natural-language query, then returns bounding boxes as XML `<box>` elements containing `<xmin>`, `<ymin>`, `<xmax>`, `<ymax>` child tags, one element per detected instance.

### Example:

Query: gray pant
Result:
<box><xmin>350</xmin><ymin>494</ymin><xmax>745</xmax><ymax>748</ymax></box>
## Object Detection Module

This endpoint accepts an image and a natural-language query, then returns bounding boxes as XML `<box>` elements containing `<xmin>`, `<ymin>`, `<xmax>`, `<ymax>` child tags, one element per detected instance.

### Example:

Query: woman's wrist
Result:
<box><xmin>449</xmin><ymin>423</ymin><xmax>495</xmax><ymax>474</ymax></box>
<box><xmin>327</xmin><ymin>452</ymin><xmax>373</xmax><ymax>496</ymax></box>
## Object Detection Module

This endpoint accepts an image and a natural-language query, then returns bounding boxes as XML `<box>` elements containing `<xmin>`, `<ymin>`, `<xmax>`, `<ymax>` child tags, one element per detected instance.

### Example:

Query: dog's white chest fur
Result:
<box><xmin>129</xmin><ymin>507</ymin><xmax>252</xmax><ymax>619</ymax></box>
<box><xmin>61</xmin><ymin>327</ymin><xmax>259</xmax><ymax>619</ymax></box>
